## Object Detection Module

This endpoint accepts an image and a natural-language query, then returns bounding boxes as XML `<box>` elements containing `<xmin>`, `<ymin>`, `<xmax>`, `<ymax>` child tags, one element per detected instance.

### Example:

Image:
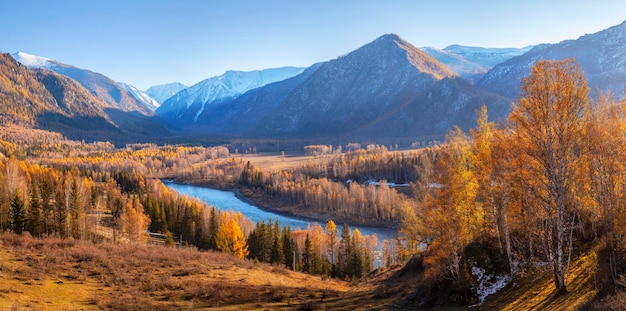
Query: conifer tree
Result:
<box><xmin>40</xmin><ymin>179</ymin><xmax>53</xmax><ymax>235</ymax></box>
<box><xmin>271</xmin><ymin>220</ymin><xmax>284</xmax><ymax>264</ymax></box>
<box><xmin>208</xmin><ymin>206</ymin><xmax>219</xmax><ymax>250</ymax></box>
<box><xmin>303</xmin><ymin>233</ymin><xmax>312</xmax><ymax>273</ymax></box>
<box><xmin>282</xmin><ymin>225</ymin><xmax>296</xmax><ymax>269</ymax></box>
<box><xmin>338</xmin><ymin>223</ymin><xmax>352</xmax><ymax>277</ymax></box>
<box><xmin>9</xmin><ymin>189</ymin><xmax>25</xmax><ymax>234</ymax></box>
<box><xmin>55</xmin><ymin>189</ymin><xmax>67</xmax><ymax>238</ymax></box>
<box><xmin>27</xmin><ymin>183</ymin><xmax>42</xmax><ymax>237</ymax></box>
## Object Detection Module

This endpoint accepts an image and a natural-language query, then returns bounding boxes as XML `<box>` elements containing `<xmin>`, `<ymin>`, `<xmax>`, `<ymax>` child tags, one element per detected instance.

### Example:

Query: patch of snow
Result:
<box><xmin>193</xmin><ymin>102</ymin><xmax>205</xmax><ymax>121</ymax></box>
<box><xmin>471</xmin><ymin>266</ymin><xmax>511</xmax><ymax>302</ymax></box>
<box><xmin>366</xmin><ymin>180</ymin><xmax>409</xmax><ymax>187</ymax></box>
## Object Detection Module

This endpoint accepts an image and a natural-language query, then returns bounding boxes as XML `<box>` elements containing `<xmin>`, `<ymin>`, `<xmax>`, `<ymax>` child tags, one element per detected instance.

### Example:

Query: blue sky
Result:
<box><xmin>2</xmin><ymin>0</ymin><xmax>625</xmax><ymax>89</ymax></box>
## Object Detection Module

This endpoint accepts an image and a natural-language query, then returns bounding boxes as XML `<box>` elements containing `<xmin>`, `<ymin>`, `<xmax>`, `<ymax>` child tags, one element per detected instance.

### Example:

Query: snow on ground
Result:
<box><xmin>471</xmin><ymin>265</ymin><xmax>511</xmax><ymax>302</ymax></box>
<box><xmin>366</xmin><ymin>180</ymin><xmax>409</xmax><ymax>187</ymax></box>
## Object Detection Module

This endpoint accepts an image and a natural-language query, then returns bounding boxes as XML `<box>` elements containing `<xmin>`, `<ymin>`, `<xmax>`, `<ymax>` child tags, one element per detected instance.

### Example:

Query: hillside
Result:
<box><xmin>478</xmin><ymin>21</ymin><xmax>626</xmax><ymax>99</ymax></box>
<box><xmin>420</xmin><ymin>45</ymin><xmax>532</xmax><ymax>82</ymax></box>
<box><xmin>12</xmin><ymin>52</ymin><xmax>155</xmax><ymax>115</ymax></box>
<box><xmin>0</xmin><ymin>53</ymin><xmax>169</xmax><ymax>143</ymax></box>
<box><xmin>156</xmin><ymin>67</ymin><xmax>305</xmax><ymax>124</ymax></box>
<box><xmin>0</xmin><ymin>233</ymin><xmax>354</xmax><ymax>310</ymax></box>
<box><xmin>1</xmin><ymin>232</ymin><xmax>618</xmax><ymax>310</ymax></box>
<box><xmin>145</xmin><ymin>82</ymin><xmax>187</xmax><ymax>104</ymax></box>
<box><xmin>184</xmin><ymin>34</ymin><xmax>508</xmax><ymax>141</ymax></box>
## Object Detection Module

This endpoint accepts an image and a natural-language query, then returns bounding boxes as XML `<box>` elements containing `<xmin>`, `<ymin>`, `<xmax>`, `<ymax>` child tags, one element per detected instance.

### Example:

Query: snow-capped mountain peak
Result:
<box><xmin>145</xmin><ymin>82</ymin><xmax>187</xmax><ymax>104</ymax></box>
<box><xmin>11</xmin><ymin>52</ymin><xmax>54</xmax><ymax>68</ymax></box>
<box><xmin>119</xmin><ymin>82</ymin><xmax>161</xmax><ymax>111</ymax></box>
<box><xmin>11</xmin><ymin>51</ymin><xmax>155</xmax><ymax>115</ymax></box>
<box><xmin>156</xmin><ymin>67</ymin><xmax>305</xmax><ymax>122</ymax></box>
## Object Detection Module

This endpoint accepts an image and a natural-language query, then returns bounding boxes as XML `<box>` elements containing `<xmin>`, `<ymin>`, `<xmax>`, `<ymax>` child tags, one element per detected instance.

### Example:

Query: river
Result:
<box><xmin>165</xmin><ymin>183</ymin><xmax>398</xmax><ymax>243</ymax></box>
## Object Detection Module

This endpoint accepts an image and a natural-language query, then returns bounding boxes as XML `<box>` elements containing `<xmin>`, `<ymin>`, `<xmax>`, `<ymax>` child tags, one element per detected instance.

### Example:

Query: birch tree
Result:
<box><xmin>509</xmin><ymin>59</ymin><xmax>590</xmax><ymax>293</ymax></box>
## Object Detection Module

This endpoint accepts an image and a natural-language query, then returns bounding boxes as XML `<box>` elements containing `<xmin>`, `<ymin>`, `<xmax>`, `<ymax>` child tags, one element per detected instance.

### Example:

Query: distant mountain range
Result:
<box><xmin>0</xmin><ymin>53</ymin><xmax>168</xmax><ymax>142</ymax></box>
<box><xmin>145</xmin><ymin>82</ymin><xmax>187</xmax><ymax>104</ymax></box>
<box><xmin>156</xmin><ymin>34</ymin><xmax>511</xmax><ymax>140</ymax></box>
<box><xmin>118</xmin><ymin>82</ymin><xmax>161</xmax><ymax>111</ymax></box>
<box><xmin>478</xmin><ymin>21</ymin><xmax>626</xmax><ymax>99</ymax></box>
<box><xmin>3</xmin><ymin>20</ymin><xmax>625</xmax><ymax>144</ymax></box>
<box><xmin>420</xmin><ymin>45</ymin><xmax>533</xmax><ymax>83</ymax></box>
<box><xmin>156</xmin><ymin>67</ymin><xmax>305</xmax><ymax>123</ymax></box>
<box><xmin>11</xmin><ymin>52</ymin><xmax>156</xmax><ymax>115</ymax></box>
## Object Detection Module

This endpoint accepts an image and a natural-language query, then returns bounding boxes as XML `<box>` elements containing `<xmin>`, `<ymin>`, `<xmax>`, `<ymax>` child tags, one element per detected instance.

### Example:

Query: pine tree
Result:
<box><xmin>27</xmin><ymin>184</ymin><xmax>42</xmax><ymax>237</ymax></box>
<box><xmin>282</xmin><ymin>225</ymin><xmax>296</xmax><ymax>269</ymax></box>
<box><xmin>270</xmin><ymin>220</ymin><xmax>284</xmax><ymax>264</ymax></box>
<box><xmin>9</xmin><ymin>189</ymin><xmax>25</xmax><ymax>234</ymax></box>
<box><xmin>55</xmin><ymin>190</ymin><xmax>67</xmax><ymax>238</ymax></box>
<box><xmin>303</xmin><ymin>234</ymin><xmax>312</xmax><ymax>273</ymax></box>
<box><xmin>207</xmin><ymin>206</ymin><xmax>219</xmax><ymax>250</ymax></box>
<box><xmin>338</xmin><ymin>223</ymin><xmax>352</xmax><ymax>278</ymax></box>
<box><xmin>40</xmin><ymin>179</ymin><xmax>53</xmax><ymax>236</ymax></box>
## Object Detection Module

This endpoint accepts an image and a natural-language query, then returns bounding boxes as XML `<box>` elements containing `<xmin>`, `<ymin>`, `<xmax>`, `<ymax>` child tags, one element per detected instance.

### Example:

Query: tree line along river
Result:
<box><xmin>165</xmin><ymin>182</ymin><xmax>398</xmax><ymax>244</ymax></box>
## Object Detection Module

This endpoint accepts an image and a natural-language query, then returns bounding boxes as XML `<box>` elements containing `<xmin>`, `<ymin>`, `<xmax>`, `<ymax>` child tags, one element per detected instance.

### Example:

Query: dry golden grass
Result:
<box><xmin>481</xmin><ymin>252</ymin><xmax>599</xmax><ymax>311</ymax></box>
<box><xmin>0</xmin><ymin>233</ymin><xmax>369</xmax><ymax>310</ymax></box>
<box><xmin>0</xmin><ymin>231</ymin><xmax>608</xmax><ymax>310</ymax></box>
<box><xmin>238</xmin><ymin>152</ymin><xmax>322</xmax><ymax>173</ymax></box>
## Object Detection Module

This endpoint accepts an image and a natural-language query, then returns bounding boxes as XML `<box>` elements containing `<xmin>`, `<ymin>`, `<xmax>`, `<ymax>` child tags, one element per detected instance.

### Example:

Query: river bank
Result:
<box><xmin>165</xmin><ymin>177</ymin><xmax>398</xmax><ymax>229</ymax></box>
<box><xmin>164</xmin><ymin>182</ymin><xmax>398</xmax><ymax>242</ymax></box>
<box><xmin>236</xmin><ymin>187</ymin><xmax>398</xmax><ymax>229</ymax></box>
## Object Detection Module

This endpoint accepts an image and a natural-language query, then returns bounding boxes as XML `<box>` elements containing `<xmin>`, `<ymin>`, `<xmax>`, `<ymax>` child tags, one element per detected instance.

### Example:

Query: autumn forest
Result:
<box><xmin>1</xmin><ymin>59</ymin><xmax>626</xmax><ymax>309</ymax></box>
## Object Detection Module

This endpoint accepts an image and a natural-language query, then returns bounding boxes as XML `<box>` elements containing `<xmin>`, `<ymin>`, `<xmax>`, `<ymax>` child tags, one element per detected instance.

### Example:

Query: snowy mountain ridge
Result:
<box><xmin>11</xmin><ymin>52</ymin><xmax>54</xmax><ymax>69</ymax></box>
<box><xmin>443</xmin><ymin>45</ymin><xmax>534</xmax><ymax>68</ymax></box>
<box><xmin>180</xmin><ymin>33</ymin><xmax>508</xmax><ymax>140</ymax></box>
<box><xmin>156</xmin><ymin>66</ymin><xmax>305</xmax><ymax>122</ymax></box>
<box><xmin>145</xmin><ymin>82</ymin><xmax>187</xmax><ymax>104</ymax></box>
<box><xmin>119</xmin><ymin>82</ymin><xmax>161</xmax><ymax>111</ymax></box>
<box><xmin>478</xmin><ymin>20</ymin><xmax>626</xmax><ymax>99</ymax></box>
<box><xmin>11</xmin><ymin>52</ymin><xmax>155</xmax><ymax>115</ymax></box>
<box><xmin>420</xmin><ymin>45</ymin><xmax>533</xmax><ymax>82</ymax></box>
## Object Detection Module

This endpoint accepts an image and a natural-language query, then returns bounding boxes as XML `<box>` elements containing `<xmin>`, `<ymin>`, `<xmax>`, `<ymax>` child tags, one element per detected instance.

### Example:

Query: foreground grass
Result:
<box><xmin>480</xmin><ymin>251</ymin><xmax>600</xmax><ymax>311</ymax></box>
<box><xmin>1</xmin><ymin>232</ymin><xmax>617</xmax><ymax>310</ymax></box>
<box><xmin>0</xmin><ymin>233</ymin><xmax>357</xmax><ymax>310</ymax></box>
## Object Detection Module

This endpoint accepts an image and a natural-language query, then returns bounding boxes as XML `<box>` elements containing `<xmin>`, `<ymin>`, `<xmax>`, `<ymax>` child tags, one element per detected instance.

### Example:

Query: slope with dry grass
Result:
<box><xmin>0</xmin><ymin>233</ymin><xmax>360</xmax><ymax>310</ymax></box>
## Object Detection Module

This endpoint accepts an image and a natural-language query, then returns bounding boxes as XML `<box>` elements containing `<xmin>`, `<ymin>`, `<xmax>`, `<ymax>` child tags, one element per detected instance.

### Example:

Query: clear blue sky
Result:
<box><xmin>2</xmin><ymin>0</ymin><xmax>624</xmax><ymax>89</ymax></box>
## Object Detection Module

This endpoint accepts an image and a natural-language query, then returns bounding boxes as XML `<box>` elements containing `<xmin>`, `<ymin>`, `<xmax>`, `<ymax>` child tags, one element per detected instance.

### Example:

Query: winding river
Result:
<box><xmin>165</xmin><ymin>183</ymin><xmax>397</xmax><ymax>242</ymax></box>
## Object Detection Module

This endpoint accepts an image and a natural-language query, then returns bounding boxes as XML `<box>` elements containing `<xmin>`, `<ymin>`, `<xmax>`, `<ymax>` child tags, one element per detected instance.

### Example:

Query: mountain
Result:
<box><xmin>145</xmin><ymin>82</ymin><xmax>187</xmax><ymax>104</ymax></box>
<box><xmin>188</xmin><ymin>34</ymin><xmax>509</xmax><ymax>140</ymax></box>
<box><xmin>0</xmin><ymin>53</ymin><xmax>168</xmax><ymax>143</ymax></box>
<box><xmin>11</xmin><ymin>52</ymin><xmax>155</xmax><ymax>115</ymax></box>
<box><xmin>421</xmin><ymin>45</ymin><xmax>532</xmax><ymax>82</ymax></box>
<box><xmin>119</xmin><ymin>82</ymin><xmax>160</xmax><ymax>111</ymax></box>
<box><xmin>444</xmin><ymin>45</ymin><xmax>534</xmax><ymax>69</ymax></box>
<box><xmin>156</xmin><ymin>67</ymin><xmax>305</xmax><ymax>123</ymax></box>
<box><xmin>419</xmin><ymin>47</ymin><xmax>487</xmax><ymax>82</ymax></box>
<box><xmin>478</xmin><ymin>21</ymin><xmax>626</xmax><ymax>99</ymax></box>
<box><xmin>185</xmin><ymin>63</ymin><xmax>324</xmax><ymax>135</ymax></box>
